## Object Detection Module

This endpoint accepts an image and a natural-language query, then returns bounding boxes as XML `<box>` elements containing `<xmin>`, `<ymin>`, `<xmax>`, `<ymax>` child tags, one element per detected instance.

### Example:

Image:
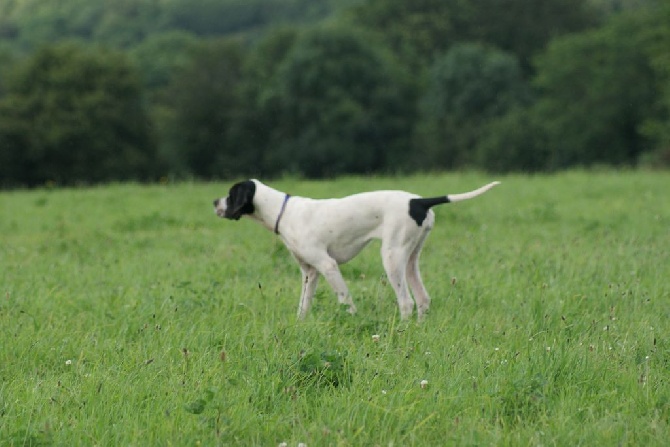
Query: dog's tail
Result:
<box><xmin>446</xmin><ymin>181</ymin><xmax>500</xmax><ymax>203</ymax></box>
<box><xmin>408</xmin><ymin>181</ymin><xmax>499</xmax><ymax>226</ymax></box>
<box><xmin>412</xmin><ymin>181</ymin><xmax>501</xmax><ymax>210</ymax></box>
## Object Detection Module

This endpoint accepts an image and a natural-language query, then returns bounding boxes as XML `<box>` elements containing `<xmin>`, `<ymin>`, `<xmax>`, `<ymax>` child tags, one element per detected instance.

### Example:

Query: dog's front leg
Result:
<box><xmin>297</xmin><ymin>261</ymin><xmax>319</xmax><ymax>319</ymax></box>
<box><xmin>315</xmin><ymin>258</ymin><xmax>357</xmax><ymax>315</ymax></box>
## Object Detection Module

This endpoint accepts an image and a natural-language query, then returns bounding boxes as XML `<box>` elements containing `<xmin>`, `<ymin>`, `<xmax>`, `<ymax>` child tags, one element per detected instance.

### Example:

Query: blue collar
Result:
<box><xmin>274</xmin><ymin>194</ymin><xmax>291</xmax><ymax>235</ymax></box>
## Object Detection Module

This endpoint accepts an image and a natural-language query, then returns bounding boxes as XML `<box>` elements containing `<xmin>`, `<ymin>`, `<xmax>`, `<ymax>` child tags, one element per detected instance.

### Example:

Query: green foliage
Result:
<box><xmin>162</xmin><ymin>38</ymin><xmax>248</xmax><ymax>178</ymax></box>
<box><xmin>0</xmin><ymin>42</ymin><xmax>156</xmax><ymax>186</ymax></box>
<box><xmin>287</xmin><ymin>350</ymin><xmax>351</xmax><ymax>389</ymax></box>
<box><xmin>0</xmin><ymin>0</ymin><xmax>343</xmax><ymax>49</ymax></box>
<box><xmin>478</xmin><ymin>3</ymin><xmax>670</xmax><ymax>173</ymax></box>
<box><xmin>258</xmin><ymin>26</ymin><xmax>415</xmax><ymax>177</ymax></box>
<box><xmin>232</xmin><ymin>27</ymin><xmax>300</xmax><ymax>177</ymax></box>
<box><xmin>350</xmin><ymin>0</ymin><xmax>598</xmax><ymax>72</ymax></box>
<box><xmin>475</xmin><ymin>107</ymin><xmax>552</xmax><ymax>173</ymax></box>
<box><xmin>0</xmin><ymin>44</ymin><xmax>18</xmax><ymax>94</ymax></box>
<box><xmin>130</xmin><ymin>31</ymin><xmax>200</xmax><ymax>92</ymax></box>
<box><xmin>164</xmin><ymin>0</ymin><xmax>337</xmax><ymax>37</ymax></box>
<box><xmin>590</xmin><ymin>0</ymin><xmax>659</xmax><ymax>14</ymax></box>
<box><xmin>534</xmin><ymin>10</ymin><xmax>663</xmax><ymax>168</ymax></box>
<box><xmin>0</xmin><ymin>1</ymin><xmax>669</xmax><ymax>183</ymax></box>
<box><xmin>1</xmin><ymin>0</ymin><xmax>104</xmax><ymax>48</ymax></box>
<box><xmin>1</xmin><ymin>172</ymin><xmax>669</xmax><ymax>444</ymax></box>
<box><xmin>348</xmin><ymin>0</ymin><xmax>458</xmax><ymax>70</ymax></box>
<box><xmin>459</xmin><ymin>0</ymin><xmax>599</xmax><ymax>72</ymax></box>
<box><xmin>184</xmin><ymin>388</ymin><xmax>216</xmax><ymax>415</ymax></box>
<box><xmin>417</xmin><ymin>43</ymin><xmax>530</xmax><ymax>169</ymax></box>
<box><xmin>92</xmin><ymin>0</ymin><xmax>169</xmax><ymax>47</ymax></box>
<box><xmin>638</xmin><ymin>2</ymin><xmax>670</xmax><ymax>167</ymax></box>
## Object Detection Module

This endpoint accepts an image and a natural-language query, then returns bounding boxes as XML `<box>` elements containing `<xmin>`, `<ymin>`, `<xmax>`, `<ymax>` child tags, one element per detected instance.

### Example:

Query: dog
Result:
<box><xmin>214</xmin><ymin>179</ymin><xmax>499</xmax><ymax>320</ymax></box>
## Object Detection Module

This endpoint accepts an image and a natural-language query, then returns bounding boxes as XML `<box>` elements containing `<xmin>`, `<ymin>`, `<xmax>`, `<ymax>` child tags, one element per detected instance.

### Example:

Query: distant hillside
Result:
<box><xmin>0</xmin><ymin>0</ymin><xmax>361</xmax><ymax>50</ymax></box>
<box><xmin>0</xmin><ymin>0</ymin><xmax>653</xmax><ymax>52</ymax></box>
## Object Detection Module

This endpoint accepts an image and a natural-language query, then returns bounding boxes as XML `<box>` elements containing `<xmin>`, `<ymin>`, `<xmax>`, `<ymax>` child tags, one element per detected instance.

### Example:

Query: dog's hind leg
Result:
<box><xmin>381</xmin><ymin>243</ymin><xmax>414</xmax><ymax>320</ymax></box>
<box><xmin>407</xmin><ymin>231</ymin><xmax>431</xmax><ymax>321</ymax></box>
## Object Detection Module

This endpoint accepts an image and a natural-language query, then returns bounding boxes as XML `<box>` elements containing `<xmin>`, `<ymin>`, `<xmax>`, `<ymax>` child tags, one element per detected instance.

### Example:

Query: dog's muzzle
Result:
<box><xmin>213</xmin><ymin>198</ymin><xmax>226</xmax><ymax>218</ymax></box>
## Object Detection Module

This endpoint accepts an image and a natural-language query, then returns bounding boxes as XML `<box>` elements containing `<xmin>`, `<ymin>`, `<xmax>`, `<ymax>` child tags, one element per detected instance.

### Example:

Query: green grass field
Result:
<box><xmin>1</xmin><ymin>171</ymin><xmax>669</xmax><ymax>446</ymax></box>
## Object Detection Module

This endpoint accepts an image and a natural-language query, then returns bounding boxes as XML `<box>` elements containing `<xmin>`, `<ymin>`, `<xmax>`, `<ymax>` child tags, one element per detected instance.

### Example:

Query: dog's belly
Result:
<box><xmin>327</xmin><ymin>236</ymin><xmax>374</xmax><ymax>264</ymax></box>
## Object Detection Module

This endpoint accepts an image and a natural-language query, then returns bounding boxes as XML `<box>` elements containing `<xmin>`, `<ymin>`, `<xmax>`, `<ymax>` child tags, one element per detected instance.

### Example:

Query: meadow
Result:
<box><xmin>1</xmin><ymin>171</ymin><xmax>669</xmax><ymax>446</ymax></box>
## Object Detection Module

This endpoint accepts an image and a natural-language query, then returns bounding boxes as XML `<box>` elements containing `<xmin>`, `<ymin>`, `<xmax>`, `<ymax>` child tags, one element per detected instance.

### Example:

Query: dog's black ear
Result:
<box><xmin>224</xmin><ymin>180</ymin><xmax>256</xmax><ymax>220</ymax></box>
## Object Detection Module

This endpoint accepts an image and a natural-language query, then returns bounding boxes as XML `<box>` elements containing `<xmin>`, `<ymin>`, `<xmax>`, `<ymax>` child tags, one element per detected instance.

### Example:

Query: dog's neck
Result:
<box><xmin>274</xmin><ymin>194</ymin><xmax>291</xmax><ymax>234</ymax></box>
<box><xmin>249</xmin><ymin>180</ymin><xmax>290</xmax><ymax>233</ymax></box>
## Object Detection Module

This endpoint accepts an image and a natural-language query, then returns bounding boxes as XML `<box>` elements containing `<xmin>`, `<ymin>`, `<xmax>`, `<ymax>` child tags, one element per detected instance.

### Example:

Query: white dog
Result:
<box><xmin>214</xmin><ymin>179</ymin><xmax>499</xmax><ymax>320</ymax></box>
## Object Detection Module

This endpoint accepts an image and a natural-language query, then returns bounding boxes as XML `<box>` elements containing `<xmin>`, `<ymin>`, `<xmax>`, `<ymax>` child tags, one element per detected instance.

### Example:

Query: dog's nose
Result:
<box><xmin>213</xmin><ymin>199</ymin><xmax>219</xmax><ymax>207</ymax></box>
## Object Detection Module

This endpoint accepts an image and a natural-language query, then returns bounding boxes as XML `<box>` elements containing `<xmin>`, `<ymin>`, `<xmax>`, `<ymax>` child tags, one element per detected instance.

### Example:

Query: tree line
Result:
<box><xmin>0</xmin><ymin>0</ymin><xmax>668</xmax><ymax>187</ymax></box>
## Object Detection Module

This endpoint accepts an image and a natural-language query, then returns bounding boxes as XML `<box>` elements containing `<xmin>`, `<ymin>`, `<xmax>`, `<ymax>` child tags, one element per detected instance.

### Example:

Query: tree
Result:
<box><xmin>589</xmin><ymin>0</ymin><xmax>659</xmax><ymax>15</ymax></box>
<box><xmin>348</xmin><ymin>0</ymin><xmax>459</xmax><ymax>70</ymax></box>
<box><xmin>257</xmin><ymin>26</ymin><xmax>416</xmax><ymax>177</ymax></box>
<box><xmin>0</xmin><ymin>43</ymin><xmax>17</xmax><ymax>95</ymax></box>
<box><xmin>416</xmin><ymin>43</ymin><xmax>530</xmax><ymax>169</ymax></box>
<box><xmin>0</xmin><ymin>42</ymin><xmax>156</xmax><ymax>186</ymax></box>
<box><xmin>130</xmin><ymin>31</ymin><xmax>200</xmax><ymax>92</ymax></box>
<box><xmin>461</xmin><ymin>0</ymin><xmax>599</xmax><ymax>72</ymax></box>
<box><xmin>349</xmin><ymin>0</ymin><xmax>598</xmax><ymax>74</ymax></box>
<box><xmin>164</xmin><ymin>0</ymin><xmax>336</xmax><ymax>37</ymax></box>
<box><xmin>163</xmin><ymin>38</ymin><xmax>248</xmax><ymax>178</ymax></box>
<box><xmin>533</xmin><ymin>10</ymin><xmax>662</xmax><ymax>168</ymax></box>
<box><xmin>639</xmin><ymin>1</ymin><xmax>670</xmax><ymax>167</ymax></box>
<box><xmin>475</xmin><ymin>107</ymin><xmax>551</xmax><ymax>173</ymax></box>
<box><xmin>232</xmin><ymin>27</ymin><xmax>299</xmax><ymax>178</ymax></box>
<box><xmin>3</xmin><ymin>0</ymin><xmax>103</xmax><ymax>48</ymax></box>
<box><xmin>93</xmin><ymin>0</ymin><xmax>169</xmax><ymax>47</ymax></box>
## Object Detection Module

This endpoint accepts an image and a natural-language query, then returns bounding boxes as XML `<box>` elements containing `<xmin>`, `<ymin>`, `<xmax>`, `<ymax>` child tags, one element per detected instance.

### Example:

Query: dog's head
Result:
<box><xmin>213</xmin><ymin>180</ymin><xmax>256</xmax><ymax>220</ymax></box>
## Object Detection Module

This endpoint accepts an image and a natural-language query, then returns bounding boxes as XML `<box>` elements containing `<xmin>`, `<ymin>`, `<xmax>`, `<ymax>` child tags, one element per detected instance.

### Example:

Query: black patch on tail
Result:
<box><xmin>408</xmin><ymin>196</ymin><xmax>450</xmax><ymax>226</ymax></box>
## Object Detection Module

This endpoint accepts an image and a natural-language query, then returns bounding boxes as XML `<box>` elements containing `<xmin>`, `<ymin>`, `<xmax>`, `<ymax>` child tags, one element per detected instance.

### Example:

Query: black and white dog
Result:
<box><xmin>214</xmin><ymin>179</ymin><xmax>499</xmax><ymax>320</ymax></box>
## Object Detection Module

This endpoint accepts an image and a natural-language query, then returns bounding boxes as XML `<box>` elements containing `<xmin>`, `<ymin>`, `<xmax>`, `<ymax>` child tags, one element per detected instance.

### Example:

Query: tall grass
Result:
<box><xmin>1</xmin><ymin>171</ymin><xmax>669</xmax><ymax>445</ymax></box>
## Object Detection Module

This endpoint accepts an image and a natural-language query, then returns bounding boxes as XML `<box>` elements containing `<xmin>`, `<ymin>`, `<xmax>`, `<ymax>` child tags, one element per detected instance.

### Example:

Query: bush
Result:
<box><xmin>416</xmin><ymin>43</ymin><xmax>530</xmax><ymax>170</ymax></box>
<box><xmin>476</xmin><ymin>107</ymin><xmax>552</xmax><ymax>173</ymax></box>
<box><xmin>533</xmin><ymin>11</ymin><xmax>661</xmax><ymax>168</ymax></box>
<box><xmin>257</xmin><ymin>26</ymin><xmax>416</xmax><ymax>178</ymax></box>
<box><xmin>0</xmin><ymin>42</ymin><xmax>156</xmax><ymax>186</ymax></box>
<box><xmin>162</xmin><ymin>38</ymin><xmax>249</xmax><ymax>179</ymax></box>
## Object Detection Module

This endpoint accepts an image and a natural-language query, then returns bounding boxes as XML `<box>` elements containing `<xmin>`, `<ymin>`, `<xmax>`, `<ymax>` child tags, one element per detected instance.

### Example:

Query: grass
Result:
<box><xmin>1</xmin><ymin>170</ymin><xmax>669</xmax><ymax>446</ymax></box>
